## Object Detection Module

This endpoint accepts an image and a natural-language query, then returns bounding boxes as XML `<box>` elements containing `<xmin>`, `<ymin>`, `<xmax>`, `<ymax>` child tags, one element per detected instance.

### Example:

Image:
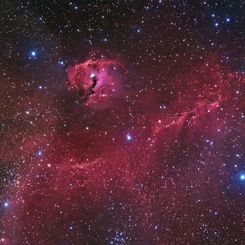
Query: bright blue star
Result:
<box><xmin>136</xmin><ymin>28</ymin><xmax>142</xmax><ymax>33</ymax></box>
<box><xmin>37</xmin><ymin>150</ymin><xmax>43</xmax><ymax>156</ymax></box>
<box><xmin>126</xmin><ymin>134</ymin><xmax>132</xmax><ymax>141</ymax></box>
<box><xmin>58</xmin><ymin>60</ymin><xmax>65</xmax><ymax>66</ymax></box>
<box><xmin>154</xmin><ymin>225</ymin><xmax>159</xmax><ymax>230</ymax></box>
<box><xmin>240</xmin><ymin>174</ymin><xmax>245</xmax><ymax>181</ymax></box>
<box><xmin>31</xmin><ymin>51</ymin><xmax>36</xmax><ymax>56</ymax></box>
<box><xmin>110</xmin><ymin>231</ymin><xmax>126</xmax><ymax>244</ymax></box>
<box><xmin>3</xmin><ymin>202</ymin><xmax>9</xmax><ymax>208</ymax></box>
<box><xmin>205</xmin><ymin>139</ymin><xmax>214</xmax><ymax>146</ymax></box>
<box><xmin>225</xmin><ymin>17</ymin><xmax>231</xmax><ymax>23</ymax></box>
<box><xmin>29</xmin><ymin>50</ymin><xmax>37</xmax><ymax>60</ymax></box>
<box><xmin>214</xmin><ymin>22</ymin><xmax>219</xmax><ymax>27</ymax></box>
<box><xmin>102</xmin><ymin>37</ymin><xmax>108</xmax><ymax>42</ymax></box>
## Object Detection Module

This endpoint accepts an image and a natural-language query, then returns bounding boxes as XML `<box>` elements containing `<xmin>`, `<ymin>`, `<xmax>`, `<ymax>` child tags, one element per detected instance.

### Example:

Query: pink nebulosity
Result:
<box><xmin>67</xmin><ymin>58</ymin><xmax>125</xmax><ymax>106</ymax></box>
<box><xmin>2</xmin><ymin>55</ymin><xmax>245</xmax><ymax>244</ymax></box>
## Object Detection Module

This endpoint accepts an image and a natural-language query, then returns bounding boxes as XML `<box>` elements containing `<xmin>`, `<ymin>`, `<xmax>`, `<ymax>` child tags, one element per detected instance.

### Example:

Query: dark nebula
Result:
<box><xmin>0</xmin><ymin>1</ymin><xmax>244</xmax><ymax>244</ymax></box>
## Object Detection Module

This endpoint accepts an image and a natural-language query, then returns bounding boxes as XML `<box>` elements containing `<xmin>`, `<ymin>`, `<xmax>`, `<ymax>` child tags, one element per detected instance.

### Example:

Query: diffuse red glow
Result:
<box><xmin>2</xmin><ymin>56</ymin><xmax>245</xmax><ymax>244</ymax></box>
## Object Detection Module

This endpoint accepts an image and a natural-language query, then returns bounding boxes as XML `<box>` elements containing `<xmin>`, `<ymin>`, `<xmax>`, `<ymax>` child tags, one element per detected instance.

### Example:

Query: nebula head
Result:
<box><xmin>67</xmin><ymin>58</ymin><xmax>125</xmax><ymax>107</ymax></box>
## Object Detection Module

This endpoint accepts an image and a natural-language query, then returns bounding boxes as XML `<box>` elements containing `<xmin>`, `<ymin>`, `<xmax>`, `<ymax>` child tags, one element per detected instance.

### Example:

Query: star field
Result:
<box><xmin>0</xmin><ymin>0</ymin><xmax>245</xmax><ymax>244</ymax></box>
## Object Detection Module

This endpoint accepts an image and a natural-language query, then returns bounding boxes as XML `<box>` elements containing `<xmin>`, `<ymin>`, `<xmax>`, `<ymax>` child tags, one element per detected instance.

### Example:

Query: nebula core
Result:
<box><xmin>67</xmin><ymin>58</ymin><xmax>125</xmax><ymax>106</ymax></box>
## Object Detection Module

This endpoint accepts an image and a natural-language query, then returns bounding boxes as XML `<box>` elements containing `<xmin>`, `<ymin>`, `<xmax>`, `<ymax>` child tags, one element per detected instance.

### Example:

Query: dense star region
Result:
<box><xmin>0</xmin><ymin>1</ymin><xmax>245</xmax><ymax>244</ymax></box>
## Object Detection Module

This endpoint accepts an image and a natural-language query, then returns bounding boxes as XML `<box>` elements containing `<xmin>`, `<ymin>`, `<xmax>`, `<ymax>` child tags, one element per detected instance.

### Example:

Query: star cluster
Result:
<box><xmin>0</xmin><ymin>0</ymin><xmax>244</xmax><ymax>244</ymax></box>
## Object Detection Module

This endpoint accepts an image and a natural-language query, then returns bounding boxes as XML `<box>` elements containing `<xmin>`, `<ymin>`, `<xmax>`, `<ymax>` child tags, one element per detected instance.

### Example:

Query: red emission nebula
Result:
<box><xmin>67</xmin><ymin>58</ymin><xmax>125</xmax><ymax>107</ymax></box>
<box><xmin>2</xmin><ymin>54</ymin><xmax>245</xmax><ymax>244</ymax></box>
